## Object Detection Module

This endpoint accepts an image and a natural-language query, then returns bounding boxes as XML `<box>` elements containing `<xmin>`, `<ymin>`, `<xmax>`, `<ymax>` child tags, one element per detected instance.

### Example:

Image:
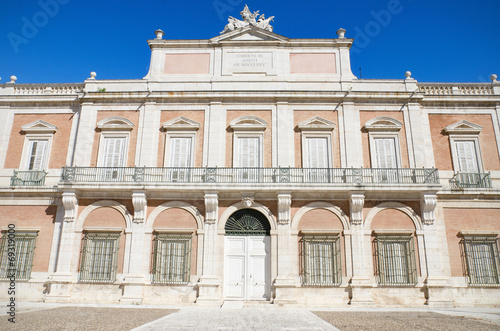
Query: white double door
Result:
<box><xmin>224</xmin><ymin>236</ymin><xmax>270</xmax><ymax>301</ymax></box>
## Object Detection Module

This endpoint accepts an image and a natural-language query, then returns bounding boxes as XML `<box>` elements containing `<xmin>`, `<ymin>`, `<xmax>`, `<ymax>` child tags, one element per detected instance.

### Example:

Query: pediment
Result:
<box><xmin>229</xmin><ymin>116</ymin><xmax>267</xmax><ymax>131</ymax></box>
<box><xmin>97</xmin><ymin>116</ymin><xmax>134</xmax><ymax>131</ymax></box>
<box><xmin>21</xmin><ymin>120</ymin><xmax>58</xmax><ymax>133</ymax></box>
<box><xmin>297</xmin><ymin>117</ymin><xmax>336</xmax><ymax>131</ymax></box>
<box><xmin>162</xmin><ymin>116</ymin><xmax>200</xmax><ymax>131</ymax></box>
<box><xmin>364</xmin><ymin>117</ymin><xmax>403</xmax><ymax>131</ymax></box>
<box><xmin>445</xmin><ymin>120</ymin><xmax>482</xmax><ymax>134</ymax></box>
<box><xmin>211</xmin><ymin>26</ymin><xmax>289</xmax><ymax>44</ymax></box>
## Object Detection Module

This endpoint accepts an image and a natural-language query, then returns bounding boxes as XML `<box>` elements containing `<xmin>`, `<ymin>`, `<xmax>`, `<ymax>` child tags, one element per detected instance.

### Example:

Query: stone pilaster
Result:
<box><xmin>342</xmin><ymin>102</ymin><xmax>363</xmax><ymax>167</ymax></box>
<box><xmin>197</xmin><ymin>192</ymin><xmax>221</xmax><ymax>305</ymax></box>
<box><xmin>274</xmin><ymin>193</ymin><xmax>297</xmax><ymax>305</ymax></box>
<box><xmin>121</xmin><ymin>191</ymin><xmax>148</xmax><ymax>304</ymax></box>
<box><xmin>348</xmin><ymin>192</ymin><xmax>374</xmax><ymax>306</ymax></box>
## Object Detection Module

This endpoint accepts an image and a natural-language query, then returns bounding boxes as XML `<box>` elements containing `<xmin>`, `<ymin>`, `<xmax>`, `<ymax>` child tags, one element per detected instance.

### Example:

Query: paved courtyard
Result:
<box><xmin>1</xmin><ymin>302</ymin><xmax>499</xmax><ymax>331</ymax></box>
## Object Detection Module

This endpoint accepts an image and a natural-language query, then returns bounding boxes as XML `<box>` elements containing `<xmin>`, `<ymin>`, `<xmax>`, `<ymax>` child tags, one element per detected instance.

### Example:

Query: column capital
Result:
<box><xmin>349</xmin><ymin>192</ymin><xmax>365</xmax><ymax>225</ymax></box>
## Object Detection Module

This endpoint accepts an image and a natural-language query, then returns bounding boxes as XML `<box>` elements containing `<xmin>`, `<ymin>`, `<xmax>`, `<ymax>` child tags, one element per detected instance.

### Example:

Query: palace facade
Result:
<box><xmin>1</xmin><ymin>10</ymin><xmax>499</xmax><ymax>307</ymax></box>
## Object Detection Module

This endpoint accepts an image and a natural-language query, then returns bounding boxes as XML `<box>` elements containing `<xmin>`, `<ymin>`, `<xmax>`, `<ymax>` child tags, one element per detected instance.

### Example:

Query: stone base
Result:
<box><xmin>349</xmin><ymin>277</ymin><xmax>374</xmax><ymax>306</ymax></box>
<box><xmin>196</xmin><ymin>275</ymin><xmax>221</xmax><ymax>305</ymax></box>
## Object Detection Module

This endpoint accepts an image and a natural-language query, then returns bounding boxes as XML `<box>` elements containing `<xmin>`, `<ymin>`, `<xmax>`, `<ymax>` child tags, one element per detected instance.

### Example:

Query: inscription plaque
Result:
<box><xmin>223</xmin><ymin>52</ymin><xmax>274</xmax><ymax>74</ymax></box>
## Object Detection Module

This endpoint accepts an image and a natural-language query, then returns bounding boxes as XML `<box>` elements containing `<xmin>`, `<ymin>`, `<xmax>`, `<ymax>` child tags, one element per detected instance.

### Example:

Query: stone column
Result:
<box><xmin>196</xmin><ymin>192</ymin><xmax>221</xmax><ymax>304</ymax></box>
<box><xmin>120</xmin><ymin>191</ymin><xmax>148</xmax><ymax>304</ymax></box>
<box><xmin>46</xmin><ymin>190</ymin><xmax>79</xmax><ymax>302</ymax></box>
<box><xmin>420</xmin><ymin>193</ymin><xmax>453</xmax><ymax>307</ymax></box>
<box><xmin>273</xmin><ymin>193</ymin><xmax>297</xmax><ymax>305</ymax></box>
<box><xmin>348</xmin><ymin>192</ymin><xmax>374</xmax><ymax>305</ymax></box>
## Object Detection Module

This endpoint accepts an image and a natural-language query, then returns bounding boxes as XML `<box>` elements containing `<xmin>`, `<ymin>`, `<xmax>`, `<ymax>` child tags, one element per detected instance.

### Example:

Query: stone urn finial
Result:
<box><xmin>491</xmin><ymin>74</ymin><xmax>498</xmax><ymax>83</ymax></box>
<box><xmin>7</xmin><ymin>75</ymin><xmax>17</xmax><ymax>84</ymax></box>
<box><xmin>405</xmin><ymin>71</ymin><xmax>412</xmax><ymax>79</ymax></box>
<box><xmin>89</xmin><ymin>72</ymin><xmax>97</xmax><ymax>80</ymax></box>
<box><xmin>336</xmin><ymin>28</ymin><xmax>346</xmax><ymax>39</ymax></box>
<box><xmin>155</xmin><ymin>29</ymin><xmax>164</xmax><ymax>40</ymax></box>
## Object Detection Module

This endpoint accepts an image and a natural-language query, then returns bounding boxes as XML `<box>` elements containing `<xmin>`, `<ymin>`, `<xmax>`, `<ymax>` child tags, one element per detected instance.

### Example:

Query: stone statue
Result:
<box><xmin>220</xmin><ymin>5</ymin><xmax>274</xmax><ymax>34</ymax></box>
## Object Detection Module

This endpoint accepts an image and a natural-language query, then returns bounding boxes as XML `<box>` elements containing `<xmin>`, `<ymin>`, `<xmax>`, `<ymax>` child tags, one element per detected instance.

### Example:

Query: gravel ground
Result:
<box><xmin>0</xmin><ymin>307</ymin><xmax>177</xmax><ymax>331</ymax></box>
<box><xmin>313</xmin><ymin>311</ymin><xmax>500</xmax><ymax>331</ymax></box>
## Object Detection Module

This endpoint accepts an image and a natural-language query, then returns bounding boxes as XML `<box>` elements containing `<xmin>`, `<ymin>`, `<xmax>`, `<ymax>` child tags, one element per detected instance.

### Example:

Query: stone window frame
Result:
<box><xmin>96</xmin><ymin>117</ymin><xmax>134</xmax><ymax>167</ymax></box>
<box><xmin>364</xmin><ymin>117</ymin><xmax>403</xmax><ymax>168</ymax></box>
<box><xmin>229</xmin><ymin>116</ymin><xmax>267</xmax><ymax>168</ymax></box>
<box><xmin>161</xmin><ymin>116</ymin><xmax>200</xmax><ymax>168</ymax></box>
<box><xmin>445</xmin><ymin>120</ymin><xmax>484</xmax><ymax>173</ymax></box>
<box><xmin>20</xmin><ymin>120</ymin><xmax>58</xmax><ymax>171</ymax></box>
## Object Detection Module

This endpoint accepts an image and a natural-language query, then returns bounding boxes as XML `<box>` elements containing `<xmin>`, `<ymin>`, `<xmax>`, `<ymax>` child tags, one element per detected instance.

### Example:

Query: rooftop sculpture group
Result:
<box><xmin>221</xmin><ymin>5</ymin><xmax>274</xmax><ymax>34</ymax></box>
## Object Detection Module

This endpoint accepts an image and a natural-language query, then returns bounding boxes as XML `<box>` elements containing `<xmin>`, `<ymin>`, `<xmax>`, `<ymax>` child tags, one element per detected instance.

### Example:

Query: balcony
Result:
<box><xmin>449</xmin><ymin>172</ymin><xmax>492</xmax><ymax>189</ymax></box>
<box><xmin>61</xmin><ymin>167</ymin><xmax>439</xmax><ymax>185</ymax></box>
<box><xmin>10</xmin><ymin>170</ymin><xmax>47</xmax><ymax>186</ymax></box>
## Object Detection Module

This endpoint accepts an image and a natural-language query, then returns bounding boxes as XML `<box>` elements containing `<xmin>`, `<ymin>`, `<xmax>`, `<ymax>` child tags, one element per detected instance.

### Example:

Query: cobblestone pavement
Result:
<box><xmin>1</xmin><ymin>302</ymin><xmax>500</xmax><ymax>331</ymax></box>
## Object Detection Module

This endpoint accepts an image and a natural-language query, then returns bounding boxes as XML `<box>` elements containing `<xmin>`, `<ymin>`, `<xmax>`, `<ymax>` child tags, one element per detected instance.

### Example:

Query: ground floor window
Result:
<box><xmin>79</xmin><ymin>233</ymin><xmax>120</xmax><ymax>283</ymax></box>
<box><xmin>0</xmin><ymin>232</ymin><xmax>37</xmax><ymax>281</ymax></box>
<box><xmin>374</xmin><ymin>235</ymin><xmax>417</xmax><ymax>286</ymax></box>
<box><xmin>462</xmin><ymin>236</ymin><xmax>500</xmax><ymax>286</ymax></box>
<box><xmin>152</xmin><ymin>234</ymin><xmax>192</xmax><ymax>284</ymax></box>
<box><xmin>301</xmin><ymin>236</ymin><xmax>341</xmax><ymax>286</ymax></box>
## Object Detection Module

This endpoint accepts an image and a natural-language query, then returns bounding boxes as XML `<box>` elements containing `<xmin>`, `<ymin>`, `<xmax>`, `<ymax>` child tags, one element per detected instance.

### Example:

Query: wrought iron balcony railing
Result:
<box><xmin>10</xmin><ymin>170</ymin><xmax>47</xmax><ymax>186</ymax></box>
<box><xmin>450</xmin><ymin>172</ymin><xmax>492</xmax><ymax>189</ymax></box>
<box><xmin>61</xmin><ymin>167</ymin><xmax>439</xmax><ymax>185</ymax></box>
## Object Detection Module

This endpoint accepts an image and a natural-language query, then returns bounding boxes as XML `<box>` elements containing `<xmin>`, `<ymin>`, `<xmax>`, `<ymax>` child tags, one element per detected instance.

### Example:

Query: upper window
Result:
<box><xmin>229</xmin><ymin>116</ymin><xmax>267</xmax><ymax>181</ymax></box>
<box><xmin>0</xmin><ymin>231</ymin><xmax>38</xmax><ymax>281</ymax></box>
<box><xmin>373</xmin><ymin>231</ymin><xmax>417</xmax><ymax>286</ymax></box>
<box><xmin>162</xmin><ymin>117</ymin><xmax>200</xmax><ymax>182</ymax></box>
<box><xmin>20</xmin><ymin>120</ymin><xmax>58</xmax><ymax>171</ymax></box>
<box><xmin>364</xmin><ymin>117</ymin><xmax>403</xmax><ymax>169</ymax></box>
<box><xmin>460</xmin><ymin>232</ymin><xmax>500</xmax><ymax>286</ymax></box>
<box><xmin>96</xmin><ymin>116</ymin><xmax>134</xmax><ymax>168</ymax></box>
<box><xmin>445</xmin><ymin>120</ymin><xmax>484</xmax><ymax>173</ymax></box>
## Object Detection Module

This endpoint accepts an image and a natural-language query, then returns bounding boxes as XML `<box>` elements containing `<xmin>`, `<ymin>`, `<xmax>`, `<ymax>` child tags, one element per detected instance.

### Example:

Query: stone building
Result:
<box><xmin>0</xmin><ymin>7</ymin><xmax>499</xmax><ymax>307</ymax></box>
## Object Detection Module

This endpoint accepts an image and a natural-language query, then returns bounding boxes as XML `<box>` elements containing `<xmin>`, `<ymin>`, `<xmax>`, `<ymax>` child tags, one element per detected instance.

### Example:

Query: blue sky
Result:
<box><xmin>0</xmin><ymin>0</ymin><xmax>499</xmax><ymax>83</ymax></box>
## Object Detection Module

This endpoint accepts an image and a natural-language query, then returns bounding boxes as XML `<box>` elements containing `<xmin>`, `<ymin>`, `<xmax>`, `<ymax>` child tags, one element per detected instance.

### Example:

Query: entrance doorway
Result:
<box><xmin>223</xmin><ymin>209</ymin><xmax>271</xmax><ymax>301</ymax></box>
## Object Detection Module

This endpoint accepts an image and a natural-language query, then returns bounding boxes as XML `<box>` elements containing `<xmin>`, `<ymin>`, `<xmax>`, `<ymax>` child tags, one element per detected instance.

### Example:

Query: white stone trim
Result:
<box><xmin>232</xmin><ymin>131</ymin><xmax>265</xmax><ymax>167</ymax></box>
<box><xmin>291</xmin><ymin>201</ymin><xmax>350</xmax><ymax>231</ymax></box>
<box><xmin>364</xmin><ymin>116</ymin><xmax>403</xmax><ymax>132</ymax></box>
<box><xmin>162</xmin><ymin>116</ymin><xmax>200</xmax><ymax>131</ymax></box>
<box><xmin>21</xmin><ymin>119</ymin><xmax>58</xmax><ymax>133</ymax></box>
<box><xmin>229</xmin><ymin>116</ymin><xmax>268</xmax><ymax>131</ymax></box>
<box><xmin>458</xmin><ymin>230</ymin><xmax>499</xmax><ymax>237</ymax></box>
<box><xmin>146</xmin><ymin>201</ymin><xmax>204</xmax><ymax>231</ymax></box>
<box><xmin>96</xmin><ymin>116</ymin><xmax>134</xmax><ymax>131</ymax></box>
<box><xmin>445</xmin><ymin>120</ymin><xmax>483</xmax><ymax>134</ymax></box>
<box><xmin>297</xmin><ymin>116</ymin><xmax>336</xmax><ymax>131</ymax></box>
<box><xmin>364</xmin><ymin>202</ymin><xmax>422</xmax><ymax>231</ymax></box>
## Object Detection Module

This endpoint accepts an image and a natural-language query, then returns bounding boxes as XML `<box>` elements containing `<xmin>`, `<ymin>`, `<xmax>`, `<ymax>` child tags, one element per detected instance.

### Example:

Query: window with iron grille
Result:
<box><xmin>0</xmin><ymin>232</ymin><xmax>37</xmax><ymax>281</ymax></box>
<box><xmin>152</xmin><ymin>234</ymin><xmax>192</xmax><ymax>284</ymax></box>
<box><xmin>301</xmin><ymin>236</ymin><xmax>341</xmax><ymax>286</ymax></box>
<box><xmin>462</xmin><ymin>237</ymin><xmax>500</xmax><ymax>286</ymax></box>
<box><xmin>79</xmin><ymin>233</ymin><xmax>120</xmax><ymax>283</ymax></box>
<box><xmin>375</xmin><ymin>236</ymin><xmax>417</xmax><ymax>286</ymax></box>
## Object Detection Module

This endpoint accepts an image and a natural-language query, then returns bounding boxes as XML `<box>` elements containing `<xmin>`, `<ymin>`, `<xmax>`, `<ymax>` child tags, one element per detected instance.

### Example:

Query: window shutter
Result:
<box><xmin>455</xmin><ymin>140</ymin><xmax>479</xmax><ymax>173</ymax></box>
<box><xmin>307</xmin><ymin>137</ymin><xmax>329</xmax><ymax>168</ymax></box>
<box><xmin>28</xmin><ymin>139</ymin><xmax>49</xmax><ymax>170</ymax></box>
<box><xmin>103</xmin><ymin>137</ymin><xmax>126</xmax><ymax>167</ymax></box>
<box><xmin>375</xmin><ymin>138</ymin><xmax>397</xmax><ymax>168</ymax></box>
<box><xmin>238</xmin><ymin>137</ymin><xmax>259</xmax><ymax>167</ymax></box>
<box><xmin>169</xmin><ymin>137</ymin><xmax>192</xmax><ymax>167</ymax></box>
